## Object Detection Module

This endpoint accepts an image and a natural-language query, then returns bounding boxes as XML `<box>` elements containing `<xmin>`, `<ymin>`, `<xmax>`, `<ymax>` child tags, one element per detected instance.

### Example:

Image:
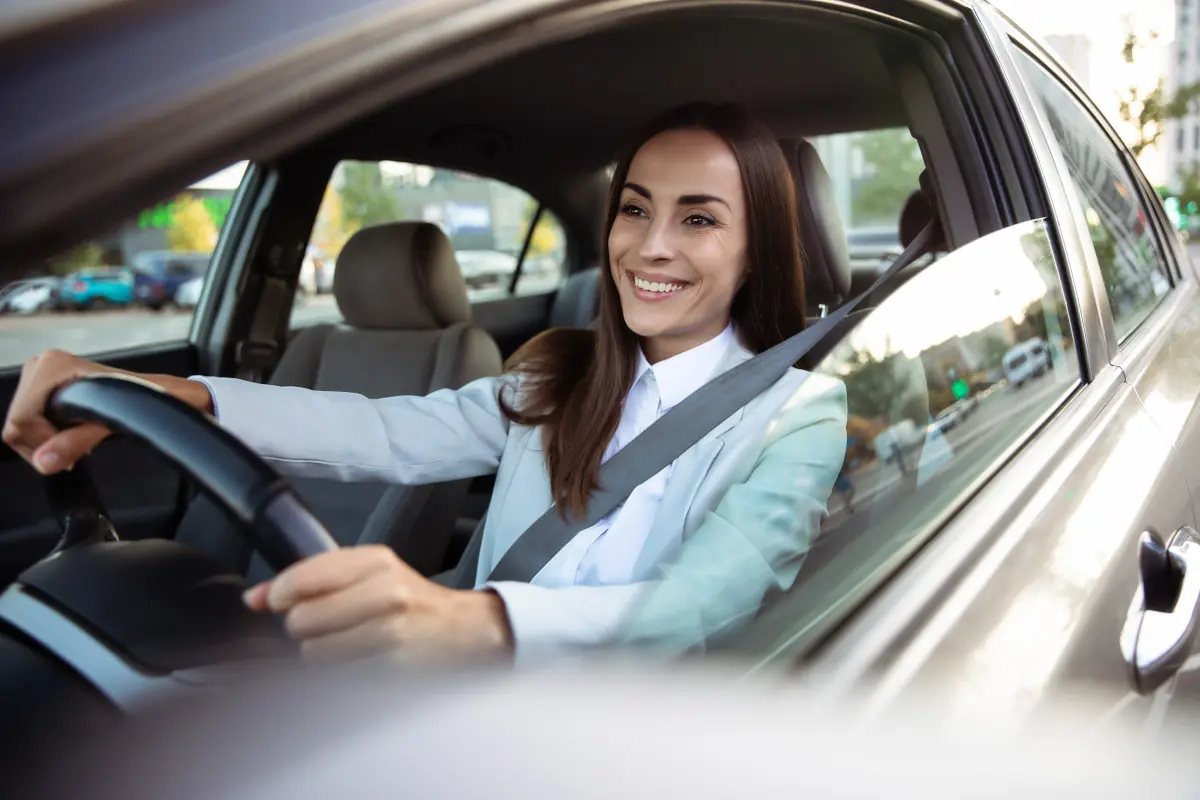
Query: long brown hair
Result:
<box><xmin>501</xmin><ymin>103</ymin><xmax>806</xmax><ymax>517</ymax></box>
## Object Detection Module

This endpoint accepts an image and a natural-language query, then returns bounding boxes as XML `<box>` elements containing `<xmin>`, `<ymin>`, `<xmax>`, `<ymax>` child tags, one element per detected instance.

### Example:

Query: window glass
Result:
<box><xmin>293</xmin><ymin>161</ymin><xmax>566</xmax><ymax>329</ymax></box>
<box><xmin>1014</xmin><ymin>51</ymin><xmax>1173</xmax><ymax>340</ymax></box>
<box><xmin>613</xmin><ymin>221</ymin><xmax>1079</xmax><ymax>659</ymax></box>
<box><xmin>0</xmin><ymin>163</ymin><xmax>245</xmax><ymax>368</ymax></box>
<box><xmin>810</xmin><ymin>127</ymin><xmax>926</xmax><ymax>271</ymax></box>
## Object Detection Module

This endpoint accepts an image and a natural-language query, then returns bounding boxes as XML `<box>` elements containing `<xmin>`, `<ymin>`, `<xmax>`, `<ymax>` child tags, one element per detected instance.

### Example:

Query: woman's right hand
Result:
<box><xmin>2</xmin><ymin>350</ymin><xmax>123</xmax><ymax>474</ymax></box>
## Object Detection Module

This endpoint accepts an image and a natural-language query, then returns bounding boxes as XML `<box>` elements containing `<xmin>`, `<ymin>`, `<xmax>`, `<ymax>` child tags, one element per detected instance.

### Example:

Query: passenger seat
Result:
<box><xmin>549</xmin><ymin>266</ymin><xmax>601</xmax><ymax>329</ymax></box>
<box><xmin>176</xmin><ymin>221</ymin><xmax>503</xmax><ymax>582</ymax></box>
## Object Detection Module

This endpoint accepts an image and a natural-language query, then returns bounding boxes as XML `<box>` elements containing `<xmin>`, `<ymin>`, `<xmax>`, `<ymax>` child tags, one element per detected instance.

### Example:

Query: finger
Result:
<box><xmin>266</xmin><ymin>545</ymin><xmax>399</xmax><ymax>612</ymax></box>
<box><xmin>242</xmin><ymin>581</ymin><xmax>271</xmax><ymax>612</ymax></box>
<box><xmin>299</xmin><ymin>614</ymin><xmax>405</xmax><ymax>663</ymax></box>
<box><xmin>284</xmin><ymin>571</ymin><xmax>410</xmax><ymax>639</ymax></box>
<box><xmin>32</xmin><ymin>423</ymin><xmax>110</xmax><ymax>474</ymax></box>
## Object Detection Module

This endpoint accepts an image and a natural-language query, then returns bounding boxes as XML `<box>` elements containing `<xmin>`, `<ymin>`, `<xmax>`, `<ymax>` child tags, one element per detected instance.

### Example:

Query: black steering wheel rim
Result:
<box><xmin>44</xmin><ymin>374</ymin><xmax>337</xmax><ymax>572</ymax></box>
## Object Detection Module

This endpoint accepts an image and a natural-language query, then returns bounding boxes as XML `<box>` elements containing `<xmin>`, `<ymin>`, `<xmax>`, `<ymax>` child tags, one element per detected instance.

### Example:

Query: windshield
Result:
<box><xmin>607</xmin><ymin>220</ymin><xmax>1079</xmax><ymax>661</ymax></box>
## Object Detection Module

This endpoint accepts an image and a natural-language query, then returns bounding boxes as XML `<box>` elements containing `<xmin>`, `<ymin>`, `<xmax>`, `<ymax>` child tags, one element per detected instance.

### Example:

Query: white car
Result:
<box><xmin>1002</xmin><ymin>338</ymin><xmax>1050</xmax><ymax>389</ymax></box>
<box><xmin>174</xmin><ymin>276</ymin><xmax>204</xmax><ymax>309</ymax></box>
<box><xmin>6</xmin><ymin>282</ymin><xmax>55</xmax><ymax>315</ymax></box>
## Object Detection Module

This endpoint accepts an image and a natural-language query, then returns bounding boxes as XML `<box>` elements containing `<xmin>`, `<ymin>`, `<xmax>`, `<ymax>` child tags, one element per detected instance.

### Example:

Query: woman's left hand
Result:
<box><xmin>243</xmin><ymin>545</ymin><xmax>514</xmax><ymax>664</ymax></box>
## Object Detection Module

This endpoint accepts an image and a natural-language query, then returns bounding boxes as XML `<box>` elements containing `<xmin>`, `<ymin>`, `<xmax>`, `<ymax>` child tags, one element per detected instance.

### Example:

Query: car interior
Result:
<box><xmin>0</xmin><ymin>1</ymin><xmax>1052</xmax><ymax>673</ymax></box>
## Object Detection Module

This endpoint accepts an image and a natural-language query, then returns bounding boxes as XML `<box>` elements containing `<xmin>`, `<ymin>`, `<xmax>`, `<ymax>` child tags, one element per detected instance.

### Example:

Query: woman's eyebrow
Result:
<box><xmin>678</xmin><ymin>193</ymin><xmax>730</xmax><ymax>210</ymax></box>
<box><xmin>623</xmin><ymin>182</ymin><xmax>730</xmax><ymax>210</ymax></box>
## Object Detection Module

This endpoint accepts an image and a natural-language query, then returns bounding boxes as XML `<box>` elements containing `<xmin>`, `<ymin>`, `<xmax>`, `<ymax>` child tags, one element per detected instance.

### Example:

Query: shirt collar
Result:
<box><xmin>633</xmin><ymin>324</ymin><xmax>737</xmax><ymax>411</ymax></box>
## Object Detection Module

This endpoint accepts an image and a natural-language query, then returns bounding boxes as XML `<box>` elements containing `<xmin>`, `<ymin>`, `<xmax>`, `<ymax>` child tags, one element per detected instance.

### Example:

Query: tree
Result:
<box><xmin>312</xmin><ymin>183</ymin><xmax>355</xmax><ymax>258</ymax></box>
<box><xmin>166</xmin><ymin>193</ymin><xmax>217</xmax><ymax>252</ymax></box>
<box><xmin>850</xmin><ymin>130</ymin><xmax>925</xmax><ymax>225</ymax></box>
<box><xmin>46</xmin><ymin>242</ymin><xmax>105</xmax><ymax>276</ymax></box>
<box><xmin>1118</xmin><ymin>28</ymin><xmax>1200</xmax><ymax>160</ymax></box>
<box><xmin>338</xmin><ymin>161</ymin><xmax>400</xmax><ymax>229</ymax></box>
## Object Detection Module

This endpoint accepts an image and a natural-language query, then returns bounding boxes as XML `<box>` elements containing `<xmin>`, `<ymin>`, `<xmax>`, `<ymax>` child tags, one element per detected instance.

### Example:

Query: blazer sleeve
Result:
<box><xmin>189</xmin><ymin>374</ymin><xmax>517</xmax><ymax>485</ymax></box>
<box><xmin>488</xmin><ymin>375</ymin><xmax>849</xmax><ymax>660</ymax></box>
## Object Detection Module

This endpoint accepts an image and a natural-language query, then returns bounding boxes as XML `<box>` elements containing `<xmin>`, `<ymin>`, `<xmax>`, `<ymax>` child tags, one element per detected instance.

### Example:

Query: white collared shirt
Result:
<box><xmin>489</xmin><ymin>324</ymin><xmax>737</xmax><ymax>655</ymax></box>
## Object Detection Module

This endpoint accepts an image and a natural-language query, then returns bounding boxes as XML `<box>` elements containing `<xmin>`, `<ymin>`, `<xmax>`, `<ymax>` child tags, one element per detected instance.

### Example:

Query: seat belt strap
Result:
<box><xmin>235</xmin><ymin>274</ymin><xmax>290</xmax><ymax>382</ymax></box>
<box><xmin>479</xmin><ymin>221</ymin><xmax>937</xmax><ymax>585</ymax></box>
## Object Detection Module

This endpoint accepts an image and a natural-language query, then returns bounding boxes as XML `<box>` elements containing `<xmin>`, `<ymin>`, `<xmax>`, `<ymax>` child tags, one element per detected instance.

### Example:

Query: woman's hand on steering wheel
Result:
<box><xmin>2</xmin><ymin>349</ymin><xmax>215</xmax><ymax>474</ymax></box>
<box><xmin>243</xmin><ymin>545</ymin><xmax>515</xmax><ymax>664</ymax></box>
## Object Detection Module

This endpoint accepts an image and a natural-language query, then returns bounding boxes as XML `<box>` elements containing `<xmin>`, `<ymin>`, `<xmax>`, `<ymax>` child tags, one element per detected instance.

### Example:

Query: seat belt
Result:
<box><xmin>453</xmin><ymin>222</ymin><xmax>937</xmax><ymax>588</ymax></box>
<box><xmin>235</xmin><ymin>274</ymin><xmax>290</xmax><ymax>382</ymax></box>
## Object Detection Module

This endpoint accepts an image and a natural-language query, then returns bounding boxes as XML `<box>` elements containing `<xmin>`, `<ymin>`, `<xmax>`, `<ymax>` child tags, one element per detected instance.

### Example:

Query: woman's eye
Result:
<box><xmin>685</xmin><ymin>214</ymin><xmax>715</xmax><ymax>227</ymax></box>
<box><xmin>619</xmin><ymin>203</ymin><xmax>647</xmax><ymax>218</ymax></box>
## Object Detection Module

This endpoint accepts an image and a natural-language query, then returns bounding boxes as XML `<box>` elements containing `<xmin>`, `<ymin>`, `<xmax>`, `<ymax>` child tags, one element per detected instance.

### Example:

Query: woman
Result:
<box><xmin>2</xmin><ymin>103</ymin><xmax>848</xmax><ymax>663</ymax></box>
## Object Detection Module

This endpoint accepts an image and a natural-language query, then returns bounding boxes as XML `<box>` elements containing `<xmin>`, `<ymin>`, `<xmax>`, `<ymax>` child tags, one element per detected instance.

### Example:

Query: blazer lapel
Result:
<box><xmin>632</xmin><ymin>341</ymin><xmax>754</xmax><ymax>578</ymax></box>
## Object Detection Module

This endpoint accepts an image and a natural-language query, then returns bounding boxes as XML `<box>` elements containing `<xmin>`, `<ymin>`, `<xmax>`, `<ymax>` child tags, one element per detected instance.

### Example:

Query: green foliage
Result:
<box><xmin>338</xmin><ymin>162</ymin><xmax>400</xmax><ymax>229</ymax></box>
<box><xmin>46</xmin><ymin>242</ymin><xmax>105</xmax><ymax>276</ymax></box>
<box><xmin>849</xmin><ymin>130</ymin><xmax>924</xmax><ymax>226</ymax></box>
<box><xmin>166</xmin><ymin>193</ymin><xmax>218</xmax><ymax>252</ymax></box>
<box><xmin>1119</xmin><ymin>29</ymin><xmax>1200</xmax><ymax>159</ymax></box>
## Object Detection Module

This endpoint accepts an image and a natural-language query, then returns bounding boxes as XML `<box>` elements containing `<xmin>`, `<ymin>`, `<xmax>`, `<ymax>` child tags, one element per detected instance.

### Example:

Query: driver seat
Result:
<box><xmin>175</xmin><ymin>221</ymin><xmax>503</xmax><ymax>583</ymax></box>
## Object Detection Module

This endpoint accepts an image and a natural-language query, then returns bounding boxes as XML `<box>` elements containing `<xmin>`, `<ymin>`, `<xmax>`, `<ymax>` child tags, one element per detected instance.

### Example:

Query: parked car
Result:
<box><xmin>0</xmin><ymin>277</ymin><xmax>59</xmax><ymax>315</ymax></box>
<box><xmin>56</xmin><ymin>268</ymin><xmax>134</xmax><ymax>310</ymax></box>
<box><xmin>454</xmin><ymin>249</ymin><xmax>519</xmax><ymax>290</ymax></box>
<box><xmin>1002</xmin><ymin>337</ymin><xmax>1051</xmax><ymax>389</ymax></box>
<box><xmin>131</xmin><ymin>251</ymin><xmax>211</xmax><ymax>309</ymax></box>
<box><xmin>173</xmin><ymin>276</ymin><xmax>204</xmax><ymax>309</ymax></box>
<box><xmin>6</xmin><ymin>0</ymin><xmax>1200</xmax><ymax>790</ymax></box>
<box><xmin>929</xmin><ymin>403</ymin><xmax>968</xmax><ymax>435</ymax></box>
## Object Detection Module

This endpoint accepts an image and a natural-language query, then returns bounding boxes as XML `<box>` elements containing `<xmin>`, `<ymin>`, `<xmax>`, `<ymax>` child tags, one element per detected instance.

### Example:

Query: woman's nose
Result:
<box><xmin>637</xmin><ymin>218</ymin><xmax>675</xmax><ymax>263</ymax></box>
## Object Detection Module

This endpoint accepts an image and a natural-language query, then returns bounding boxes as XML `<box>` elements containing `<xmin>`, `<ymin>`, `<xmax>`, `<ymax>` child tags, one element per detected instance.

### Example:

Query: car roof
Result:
<box><xmin>0</xmin><ymin>0</ymin><xmax>985</xmax><ymax>275</ymax></box>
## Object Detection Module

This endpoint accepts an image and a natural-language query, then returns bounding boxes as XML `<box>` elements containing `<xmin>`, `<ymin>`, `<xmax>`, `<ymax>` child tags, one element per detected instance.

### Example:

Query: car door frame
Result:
<box><xmin>786</xmin><ymin>2</ymin><xmax>1196</xmax><ymax>725</ymax></box>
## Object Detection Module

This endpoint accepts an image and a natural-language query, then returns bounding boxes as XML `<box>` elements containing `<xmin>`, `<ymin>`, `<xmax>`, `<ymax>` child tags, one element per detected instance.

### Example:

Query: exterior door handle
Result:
<box><xmin>1121</xmin><ymin>527</ymin><xmax>1200</xmax><ymax>694</ymax></box>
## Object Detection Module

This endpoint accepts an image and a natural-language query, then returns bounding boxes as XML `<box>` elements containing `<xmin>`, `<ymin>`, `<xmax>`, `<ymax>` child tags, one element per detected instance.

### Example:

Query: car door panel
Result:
<box><xmin>1112</xmin><ymin>284</ymin><xmax>1200</xmax><ymax>523</ymax></box>
<box><xmin>0</xmin><ymin>342</ymin><xmax>199</xmax><ymax>586</ymax></box>
<box><xmin>817</xmin><ymin>365</ymin><xmax>1193</xmax><ymax>728</ymax></box>
<box><xmin>470</xmin><ymin>290</ymin><xmax>556</xmax><ymax>359</ymax></box>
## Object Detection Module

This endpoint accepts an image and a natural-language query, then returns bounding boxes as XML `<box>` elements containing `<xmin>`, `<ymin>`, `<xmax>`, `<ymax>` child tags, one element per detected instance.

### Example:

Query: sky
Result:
<box><xmin>995</xmin><ymin>0</ymin><xmax>1176</xmax><ymax>182</ymax></box>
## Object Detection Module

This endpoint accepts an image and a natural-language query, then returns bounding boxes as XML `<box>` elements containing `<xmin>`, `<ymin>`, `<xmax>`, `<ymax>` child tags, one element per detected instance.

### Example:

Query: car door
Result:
<box><xmin>0</xmin><ymin>162</ymin><xmax>258</xmax><ymax>587</ymax></box>
<box><xmin>769</xmin><ymin>17</ymin><xmax>1199</xmax><ymax>732</ymax></box>
<box><xmin>1001</xmin><ymin>31</ymin><xmax>1200</xmax><ymax>721</ymax></box>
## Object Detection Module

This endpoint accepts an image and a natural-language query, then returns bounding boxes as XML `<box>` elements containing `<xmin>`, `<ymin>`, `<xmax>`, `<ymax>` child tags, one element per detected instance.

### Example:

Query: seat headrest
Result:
<box><xmin>333</xmin><ymin>222</ymin><xmax>472</xmax><ymax>330</ymax></box>
<box><xmin>898</xmin><ymin>170</ymin><xmax>946</xmax><ymax>252</ymax></box>
<box><xmin>784</xmin><ymin>139</ymin><xmax>852</xmax><ymax>307</ymax></box>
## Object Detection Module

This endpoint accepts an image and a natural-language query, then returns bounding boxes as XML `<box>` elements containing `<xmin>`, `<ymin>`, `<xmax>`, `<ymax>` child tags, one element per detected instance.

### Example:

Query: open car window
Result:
<box><xmin>610</xmin><ymin>219</ymin><xmax>1080</xmax><ymax>658</ymax></box>
<box><xmin>0</xmin><ymin>163</ymin><xmax>246</xmax><ymax>368</ymax></box>
<box><xmin>292</xmin><ymin>160</ymin><xmax>566</xmax><ymax>330</ymax></box>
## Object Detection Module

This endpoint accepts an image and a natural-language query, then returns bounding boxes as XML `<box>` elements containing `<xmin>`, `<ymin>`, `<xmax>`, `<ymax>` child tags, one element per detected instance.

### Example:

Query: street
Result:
<box><xmin>0</xmin><ymin>273</ymin><xmax>564</xmax><ymax>367</ymax></box>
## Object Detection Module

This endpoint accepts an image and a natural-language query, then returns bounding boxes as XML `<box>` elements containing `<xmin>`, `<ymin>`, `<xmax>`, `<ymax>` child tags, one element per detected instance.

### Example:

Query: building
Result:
<box><xmin>1045</xmin><ymin>33</ymin><xmax>1093</xmax><ymax>95</ymax></box>
<box><xmin>1166</xmin><ymin>0</ymin><xmax>1199</xmax><ymax>190</ymax></box>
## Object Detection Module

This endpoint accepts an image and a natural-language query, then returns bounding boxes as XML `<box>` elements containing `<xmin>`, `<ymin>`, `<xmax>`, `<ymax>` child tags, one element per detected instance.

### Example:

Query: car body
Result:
<box><xmin>174</xmin><ymin>276</ymin><xmax>204</xmax><ymax>309</ymax></box>
<box><xmin>0</xmin><ymin>277</ymin><xmax>59</xmax><ymax>315</ymax></box>
<box><xmin>930</xmin><ymin>403</ymin><xmax>968</xmax><ymax>434</ymax></box>
<box><xmin>2</xmin><ymin>0</ymin><xmax>1200</xmax><ymax>779</ymax></box>
<box><xmin>1003</xmin><ymin>337</ymin><xmax>1051</xmax><ymax>389</ymax></box>
<box><xmin>57</xmin><ymin>268</ymin><xmax>134</xmax><ymax>310</ymax></box>
<box><xmin>131</xmin><ymin>251</ymin><xmax>211</xmax><ymax>309</ymax></box>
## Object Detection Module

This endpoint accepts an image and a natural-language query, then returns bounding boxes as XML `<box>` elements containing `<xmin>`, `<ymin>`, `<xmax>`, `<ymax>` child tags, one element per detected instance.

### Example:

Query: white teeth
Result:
<box><xmin>634</xmin><ymin>276</ymin><xmax>685</xmax><ymax>294</ymax></box>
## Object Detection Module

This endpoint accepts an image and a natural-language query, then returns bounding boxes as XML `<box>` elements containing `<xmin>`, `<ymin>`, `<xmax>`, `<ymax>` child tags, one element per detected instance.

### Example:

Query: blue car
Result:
<box><xmin>57</xmin><ymin>268</ymin><xmax>134</xmax><ymax>310</ymax></box>
<box><xmin>131</xmin><ymin>251</ymin><xmax>211</xmax><ymax>309</ymax></box>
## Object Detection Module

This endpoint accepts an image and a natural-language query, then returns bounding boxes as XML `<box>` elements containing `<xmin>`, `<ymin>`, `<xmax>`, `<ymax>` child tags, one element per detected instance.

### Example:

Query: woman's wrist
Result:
<box><xmin>150</xmin><ymin>374</ymin><xmax>216</xmax><ymax>415</ymax></box>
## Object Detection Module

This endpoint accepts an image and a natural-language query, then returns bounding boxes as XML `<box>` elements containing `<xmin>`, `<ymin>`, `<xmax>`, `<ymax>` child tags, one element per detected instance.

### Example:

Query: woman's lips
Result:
<box><xmin>627</xmin><ymin>270</ymin><xmax>692</xmax><ymax>302</ymax></box>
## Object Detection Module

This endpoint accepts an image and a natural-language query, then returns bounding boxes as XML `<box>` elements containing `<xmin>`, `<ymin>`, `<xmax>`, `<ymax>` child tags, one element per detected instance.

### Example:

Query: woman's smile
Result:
<box><xmin>626</xmin><ymin>269</ymin><xmax>694</xmax><ymax>302</ymax></box>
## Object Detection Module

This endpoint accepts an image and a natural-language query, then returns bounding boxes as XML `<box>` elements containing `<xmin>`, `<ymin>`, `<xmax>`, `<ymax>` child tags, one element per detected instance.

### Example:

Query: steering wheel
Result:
<box><xmin>43</xmin><ymin>374</ymin><xmax>338</xmax><ymax>569</ymax></box>
<box><xmin>0</xmin><ymin>374</ymin><xmax>338</xmax><ymax>723</ymax></box>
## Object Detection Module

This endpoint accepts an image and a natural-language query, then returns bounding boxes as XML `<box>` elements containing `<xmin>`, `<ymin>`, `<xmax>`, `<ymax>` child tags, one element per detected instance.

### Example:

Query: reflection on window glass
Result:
<box><xmin>294</xmin><ymin>161</ymin><xmax>566</xmax><ymax>330</ymax></box>
<box><xmin>612</xmin><ymin>221</ymin><xmax>1078</xmax><ymax>659</ymax></box>
<box><xmin>1013</xmin><ymin>51</ymin><xmax>1172</xmax><ymax>339</ymax></box>
<box><xmin>0</xmin><ymin>163</ymin><xmax>245</xmax><ymax>368</ymax></box>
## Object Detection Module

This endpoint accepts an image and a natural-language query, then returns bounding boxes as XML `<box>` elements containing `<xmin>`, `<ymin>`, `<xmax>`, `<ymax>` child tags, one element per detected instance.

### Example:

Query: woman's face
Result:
<box><xmin>608</xmin><ymin>128</ymin><xmax>749</xmax><ymax>362</ymax></box>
